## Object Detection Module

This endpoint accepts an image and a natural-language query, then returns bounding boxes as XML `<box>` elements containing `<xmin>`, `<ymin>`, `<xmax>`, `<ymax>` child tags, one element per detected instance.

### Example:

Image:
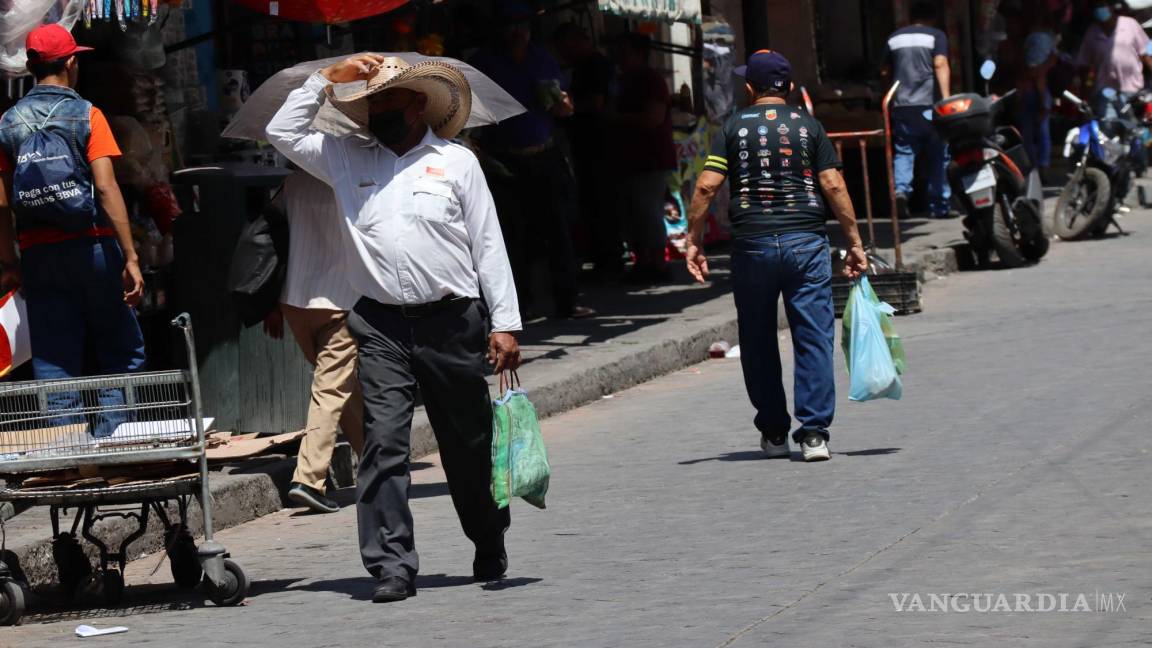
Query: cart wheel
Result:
<box><xmin>102</xmin><ymin>569</ymin><xmax>125</xmax><ymax>608</ymax></box>
<box><xmin>52</xmin><ymin>533</ymin><xmax>92</xmax><ymax>598</ymax></box>
<box><xmin>203</xmin><ymin>559</ymin><xmax>248</xmax><ymax>607</ymax></box>
<box><xmin>165</xmin><ymin>526</ymin><xmax>202</xmax><ymax>589</ymax></box>
<box><xmin>0</xmin><ymin>580</ymin><xmax>25</xmax><ymax>626</ymax></box>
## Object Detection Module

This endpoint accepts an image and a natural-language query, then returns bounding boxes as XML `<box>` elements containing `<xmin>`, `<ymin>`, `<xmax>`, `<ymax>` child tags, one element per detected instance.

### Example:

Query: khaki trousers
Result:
<box><xmin>282</xmin><ymin>304</ymin><xmax>365</xmax><ymax>492</ymax></box>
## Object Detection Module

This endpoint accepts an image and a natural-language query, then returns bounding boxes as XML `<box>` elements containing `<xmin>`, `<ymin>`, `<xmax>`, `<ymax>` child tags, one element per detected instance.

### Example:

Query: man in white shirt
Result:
<box><xmin>266</xmin><ymin>54</ymin><xmax>522</xmax><ymax>603</ymax></box>
<box><xmin>264</xmin><ymin>170</ymin><xmax>364</xmax><ymax>514</ymax></box>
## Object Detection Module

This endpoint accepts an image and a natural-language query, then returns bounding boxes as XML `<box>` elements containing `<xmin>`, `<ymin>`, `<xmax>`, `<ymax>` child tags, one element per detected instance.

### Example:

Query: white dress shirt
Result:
<box><xmin>279</xmin><ymin>171</ymin><xmax>360</xmax><ymax>311</ymax></box>
<box><xmin>265</xmin><ymin>72</ymin><xmax>522</xmax><ymax>332</ymax></box>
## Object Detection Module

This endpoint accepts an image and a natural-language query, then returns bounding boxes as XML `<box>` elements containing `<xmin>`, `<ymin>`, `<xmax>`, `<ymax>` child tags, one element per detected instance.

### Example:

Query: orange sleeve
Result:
<box><xmin>87</xmin><ymin>107</ymin><xmax>122</xmax><ymax>162</ymax></box>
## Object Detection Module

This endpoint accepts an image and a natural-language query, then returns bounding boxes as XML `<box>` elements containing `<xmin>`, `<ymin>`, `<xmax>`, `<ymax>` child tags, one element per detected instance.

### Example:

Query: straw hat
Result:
<box><xmin>324</xmin><ymin>57</ymin><xmax>472</xmax><ymax>140</ymax></box>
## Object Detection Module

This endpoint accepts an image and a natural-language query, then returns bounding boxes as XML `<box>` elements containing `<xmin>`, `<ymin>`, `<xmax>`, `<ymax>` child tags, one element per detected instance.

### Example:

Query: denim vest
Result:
<box><xmin>0</xmin><ymin>84</ymin><xmax>106</xmax><ymax>233</ymax></box>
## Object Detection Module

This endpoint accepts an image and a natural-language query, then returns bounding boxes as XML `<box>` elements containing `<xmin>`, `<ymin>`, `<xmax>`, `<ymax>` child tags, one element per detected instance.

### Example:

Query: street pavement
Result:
<box><xmin>6</xmin><ymin>218</ymin><xmax>1152</xmax><ymax>647</ymax></box>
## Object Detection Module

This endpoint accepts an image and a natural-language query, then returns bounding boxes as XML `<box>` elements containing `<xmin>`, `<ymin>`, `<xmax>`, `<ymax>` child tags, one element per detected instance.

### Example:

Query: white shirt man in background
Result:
<box><xmin>265</xmin><ymin>170</ymin><xmax>364</xmax><ymax>514</ymax></box>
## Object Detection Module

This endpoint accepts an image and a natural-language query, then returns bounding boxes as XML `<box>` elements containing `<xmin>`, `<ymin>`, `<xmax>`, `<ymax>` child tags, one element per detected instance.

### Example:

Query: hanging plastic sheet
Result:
<box><xmin>1</xmin><ymin>0</ymin><xmax>86</xmax><ymax>77</ymax></box>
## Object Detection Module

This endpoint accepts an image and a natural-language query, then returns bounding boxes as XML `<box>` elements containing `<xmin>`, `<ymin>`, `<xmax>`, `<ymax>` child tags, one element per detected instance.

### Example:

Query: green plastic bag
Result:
<box><xmin>491</xmin><ymin>375</ymin><xmax>550</xmax><ymax>510</ymax></box>
<box><xmin>842</xmin><ymin>275</ymin><xmax>907</xmax><ymax>376</ymax></box>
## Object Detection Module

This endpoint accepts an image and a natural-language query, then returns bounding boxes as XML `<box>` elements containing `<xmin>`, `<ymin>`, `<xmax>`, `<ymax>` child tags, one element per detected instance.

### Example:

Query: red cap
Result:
<box><xmin>26</xmin><ymin>24</ymin><xmax>93</xmax><ymax>63</ymax></box>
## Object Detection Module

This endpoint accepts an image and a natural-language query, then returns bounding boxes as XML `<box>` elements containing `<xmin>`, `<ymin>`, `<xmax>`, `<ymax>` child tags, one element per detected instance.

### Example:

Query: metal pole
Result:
<box><xmin>172</xmin><ymin>313</ymin><xmax>213</xmax><ymax>541</ymax></box>
<box><xmin>882</xmin><ymin>81</ymin><xmax>903</xmax><ymax>269</ymax></box>
<box><xmin>858</xmin><ymin>137</ymin><xmax>876</xmax><ymax>250</ymax></box>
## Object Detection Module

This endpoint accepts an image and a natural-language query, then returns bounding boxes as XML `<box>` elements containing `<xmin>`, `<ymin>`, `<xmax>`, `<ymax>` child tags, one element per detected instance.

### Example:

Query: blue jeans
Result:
<box><xmin>731</xmin><ymin>232</ymin><xmax>836</xmax><ymax>443</ymax></box>
<box><xmin>21</xmin><ymin>237</ymin><xmax>146</xmax><ymax>437</ymax></box>
<box><xmin>892</xmin><ymin>106</ymin><xmax>951</xmax><ymax>216</ymax></box>
<box><xmin>1019</xmin><ymin>88</ymin><xmax>1052</xmax><ymax>168</ymax></box>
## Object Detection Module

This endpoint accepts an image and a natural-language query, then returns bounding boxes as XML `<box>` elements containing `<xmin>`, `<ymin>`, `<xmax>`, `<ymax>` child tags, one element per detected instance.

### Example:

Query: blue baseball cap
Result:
<box><xmin>735</xmin><ymin>50</ymin><xmax>792</xmax><ymax>92</ymax></box>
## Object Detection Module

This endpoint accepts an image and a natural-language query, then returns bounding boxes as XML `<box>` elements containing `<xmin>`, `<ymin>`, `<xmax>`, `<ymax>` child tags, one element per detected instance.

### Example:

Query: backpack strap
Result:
<box><xmin>38</xmin><ymin>99</ymin><xmax>71</xmax><ymax>129</ymax></box>
<box><xmin>10</xmin><ymin>98</ymin><xmax>73</xmax><ymax>133</ymax></box>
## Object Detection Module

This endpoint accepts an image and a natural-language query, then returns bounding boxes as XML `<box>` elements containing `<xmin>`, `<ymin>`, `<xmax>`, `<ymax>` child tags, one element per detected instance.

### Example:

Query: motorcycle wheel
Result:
<box><xmin>991</xmin><ymin>203</ymin><xmax>1028</xmax><ymax>268</ymax></box>
<box><xmin>1014</xmin><ymin>200</ymin><xmax>1050</xmax><ymax>261</ymax></box>
<box><xmin>1053</xmin><ymin>168</ymin><xmax>1110</xmax><ymax>240</ymax></box>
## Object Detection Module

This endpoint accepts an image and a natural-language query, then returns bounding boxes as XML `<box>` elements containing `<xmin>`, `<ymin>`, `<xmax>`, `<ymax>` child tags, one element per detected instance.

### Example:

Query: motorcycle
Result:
<box><xmin>931</xmin><ymin>62</ymin><xmax>1049</xmax><ymax>268</ymax></box>
<box><xmin>1054</xmin><ymin>88</ymin><xmax>1143</xmax><ymax>239</ymax></box>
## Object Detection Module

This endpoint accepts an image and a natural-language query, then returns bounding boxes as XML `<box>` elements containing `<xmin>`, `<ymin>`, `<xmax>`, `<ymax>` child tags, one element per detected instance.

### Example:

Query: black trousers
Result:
<box><xmin>347</xmin><ymin>297</ymin><xmax>510</xmax><ymax>582</ymax></box>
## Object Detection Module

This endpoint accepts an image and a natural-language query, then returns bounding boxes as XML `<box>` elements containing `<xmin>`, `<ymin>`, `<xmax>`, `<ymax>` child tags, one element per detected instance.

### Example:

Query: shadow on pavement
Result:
<box><xmin>22</xmin><ymin>578</ymin><xmax>301</xmax><ymax>625</ymax></box>
<box><xmin>480</xmin><ymin>577</ymin><xmax>542</xmax><ymax>591</ymax></box>
<box><xmin>679</xmin><ymin>446</ymin><xmax>902</xmax><ymax>464</ymax></box>
<box><xmin>293</xmin><ymin>573</ymin><xmax>541</xmax><ymax>601</ymax></box>
<box><xmin>678</xmin><ymin>451</ymin><xmax>767</xmax><ymax>465</ymax></box>
<box><xmin>838</xmin><ymin>447</ymin><xmax>902</xmax><ymax>457</ymax></box>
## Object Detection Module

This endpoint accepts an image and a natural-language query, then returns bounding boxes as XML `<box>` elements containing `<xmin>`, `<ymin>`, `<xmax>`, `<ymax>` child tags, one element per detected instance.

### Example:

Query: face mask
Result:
<box><xmin>368</xmin><ymin>107</ymin><xmax>413</xmax><ymax>147</ymax></box>
<box><xmin>1094</xmin><ymin>6</ymin><xmax>1112</xmax><ymax>22</ymax></box>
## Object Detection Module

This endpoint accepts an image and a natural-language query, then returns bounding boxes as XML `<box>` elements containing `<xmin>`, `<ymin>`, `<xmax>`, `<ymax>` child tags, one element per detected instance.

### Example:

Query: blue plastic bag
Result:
<box><xmin>843</xmin><ymin>276</ymin><xmax>903</xmax><ymax>401</ymax></box>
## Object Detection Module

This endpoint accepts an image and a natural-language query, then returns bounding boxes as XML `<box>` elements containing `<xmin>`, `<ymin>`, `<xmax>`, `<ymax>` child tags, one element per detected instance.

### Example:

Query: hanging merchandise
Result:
<box><xmin>81</xmin><ymin>0</ymin><xmax>163</xmax><ymax>29</ymax></box>
<box><xmin>0</xmin><ymin>0</ymin><xmax>86</xmax><ymax>77</ymax></box>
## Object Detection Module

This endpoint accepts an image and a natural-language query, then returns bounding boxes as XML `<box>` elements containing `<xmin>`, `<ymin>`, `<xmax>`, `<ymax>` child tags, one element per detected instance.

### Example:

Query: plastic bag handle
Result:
<box><xmin>499</xmin><ymin>370</ymin><xmax>521</xmax><ymax>394</ymax></box>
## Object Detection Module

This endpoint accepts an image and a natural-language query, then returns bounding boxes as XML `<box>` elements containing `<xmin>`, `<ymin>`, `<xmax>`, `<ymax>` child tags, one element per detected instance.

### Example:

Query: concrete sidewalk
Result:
<box><xmin>1</xmin><ymin>219</ymin><xmax>961</xmax><ymax>589</ymax></box>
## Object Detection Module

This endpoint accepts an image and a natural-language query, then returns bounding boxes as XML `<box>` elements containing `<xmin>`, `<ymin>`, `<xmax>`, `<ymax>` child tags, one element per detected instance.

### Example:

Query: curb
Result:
<box><xmin>411</xmin><ymin>309</ymin><xmax>741</xmax><ymax>459</ymax></box>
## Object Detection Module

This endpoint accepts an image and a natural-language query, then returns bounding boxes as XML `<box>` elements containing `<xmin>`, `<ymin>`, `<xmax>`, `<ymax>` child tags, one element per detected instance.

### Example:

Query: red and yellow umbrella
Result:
<box><xmin>230</xmin><ymin>0</ymin><xmax>409</xmax><ymax>24</ymax></box>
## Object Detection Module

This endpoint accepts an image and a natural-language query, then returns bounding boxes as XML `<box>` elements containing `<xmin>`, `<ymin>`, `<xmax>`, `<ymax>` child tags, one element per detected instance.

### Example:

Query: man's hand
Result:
<box><xmin>552</xmin><ymin>91</ymin><xmax>575</xmax><ymax>118</ymax></box>
<box><xmin>685</xmin><ymin>242</ymin><xmax>710</xmax><ymax>283</ymax></box>
<box><xmin>0</xmin><ymin>262</ymin><xmax>21</xmax><ymax>295</ymax></box>
<box><xmin>488</xmin><ymin>332</ymin><xmax>521</xmax><ymax>374</ymax></box>
<box><xmin>123</xmin><ymin>260</ymin><xmax>144</xmax><ymax>307</ymax></box>
<box><xmin>844</xmin><ymin>245</ymin><xmax>868</xmax><ymax>279</ymax></box>
<box><xmin>263</xmin><ymin>306</ymin><xmax>285</xmax><ymax>340</ymax></box>
<box><xmin>321</xmin><ymin>53</ymin><xmax>386</xmax><ymax>84</ymax></box>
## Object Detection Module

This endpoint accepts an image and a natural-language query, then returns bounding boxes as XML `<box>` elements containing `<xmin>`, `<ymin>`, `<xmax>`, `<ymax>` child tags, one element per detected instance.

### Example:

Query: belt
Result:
<box><xmin>18</xmin><ymin>226</ymin><xmax>116</xmax><ymax>251</ymax></box>
<box><xmin>372</xmin><ymin>295</ymin><xmax>474</xmax><ymax>318</ymax></box>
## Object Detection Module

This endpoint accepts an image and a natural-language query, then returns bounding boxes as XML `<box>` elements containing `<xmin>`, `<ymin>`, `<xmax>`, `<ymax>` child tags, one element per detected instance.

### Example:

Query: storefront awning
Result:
<box><xmin>597</xmin><ymin>0</ymin><xmax>701</xmax><ymax>25</ymax></box>
<box><xmin>229</xmin><ymin>0</ymin><xmax>408</xmax><ymax>24</ymax></box>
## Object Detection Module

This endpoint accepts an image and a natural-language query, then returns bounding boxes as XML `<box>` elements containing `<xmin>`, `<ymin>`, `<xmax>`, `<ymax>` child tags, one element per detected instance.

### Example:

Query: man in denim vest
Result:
<box><xmin>0</xmin><ymin>25</ymin><xmax>145</xmax><ymax>435</ymax></box>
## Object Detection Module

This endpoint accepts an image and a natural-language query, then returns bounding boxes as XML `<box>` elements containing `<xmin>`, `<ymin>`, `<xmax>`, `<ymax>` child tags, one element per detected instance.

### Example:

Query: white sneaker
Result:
<box><xmin>800</xmin><ymin>432</ymin><xmax>831</xmax><ymax>462</ymax></box>
<box><xmin>760</xmin><ymin>435</ymin><xmax>790</xmax><ymax>459</ymax></box>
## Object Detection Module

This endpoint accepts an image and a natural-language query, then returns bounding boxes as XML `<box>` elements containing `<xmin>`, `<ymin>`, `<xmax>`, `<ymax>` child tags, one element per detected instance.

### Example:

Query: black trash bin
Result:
<box><xmin>170</xmin><ymin>163</ymin><xmax>311</xmax><ymax>434</ymax></box>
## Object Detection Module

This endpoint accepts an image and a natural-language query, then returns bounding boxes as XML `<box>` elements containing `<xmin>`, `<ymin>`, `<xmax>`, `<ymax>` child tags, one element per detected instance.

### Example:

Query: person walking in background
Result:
<box><xmin>553</xmin><ymin>22</ymin><xmax>619</xmax><ymax>280</ymax></box>
<box><xmin>1076</xmin><ymin>0</ymin><xmax>1152</xmax><ymax>120</ymax></box>
<box><xmin>613</xmin><ymin>33</ymin><xmax>677</xmax><ymax>284</ymax></box>
<box><xmin>684</xmin><ymin>51</ymin><xmax>868</xmax><ymax>462</ymax></box>
<box><xmin>884</xmin><ymin>1</ymin><xmax>954</xmax><ymax>220</ymax></box>
<box><xmin>263</xmin><ymin>170</ymin><xmax>364</xmax><ymax>514</ymax></box>
<box><xmin>267</xmin><ymin>54</ymin><xmax>522</xmax><ymax>603</ymax></box>
<box><xmin>0</xmin><ymin>25</ymin><xmax>145</xmax><ymax>437</ymax></box>
<box><xmin>471</xmin><ymin>2</ymin><xmax>594</xmax><ymax>319</ymax></box>
<box><xmin>1019</xmin><ymin>21</ymin><xmax>1058</xmax><ymax>175</ymax></box>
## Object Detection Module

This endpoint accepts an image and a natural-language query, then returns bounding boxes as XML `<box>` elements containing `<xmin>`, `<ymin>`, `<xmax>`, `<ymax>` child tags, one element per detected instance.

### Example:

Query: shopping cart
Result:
<box><xmin>0</xmin><ymin>314</ymin><xmax>247</xmax><ymax>625</ymax></box>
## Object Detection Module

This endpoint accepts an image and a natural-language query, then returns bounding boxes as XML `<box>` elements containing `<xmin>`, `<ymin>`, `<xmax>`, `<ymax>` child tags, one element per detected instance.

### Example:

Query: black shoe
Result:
<box><xmin>895</xmin><ymin>193</ymin><xmax>910</xmax><ymax>221</ymax></box>
<box><xmin>372</xmin><ymin>576</ymin><xmax>416</xmax><ymax>603</ymax></box>
<box><xmin>473</xmin><ymin>549</ymin><xmax>508</xmax><ymax>582</ymax></box>
<box><xmin>287</xmin><ymin>483</ymin><xmax>340</xmax><ymax>514</ymax></box>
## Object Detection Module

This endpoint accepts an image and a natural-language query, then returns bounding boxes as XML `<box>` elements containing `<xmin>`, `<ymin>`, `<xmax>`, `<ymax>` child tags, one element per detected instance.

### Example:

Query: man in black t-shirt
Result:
<box><xmin>685</xmin><ymin>51</ymin><xmax>867</xmax><ymax>463</ymax></box>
